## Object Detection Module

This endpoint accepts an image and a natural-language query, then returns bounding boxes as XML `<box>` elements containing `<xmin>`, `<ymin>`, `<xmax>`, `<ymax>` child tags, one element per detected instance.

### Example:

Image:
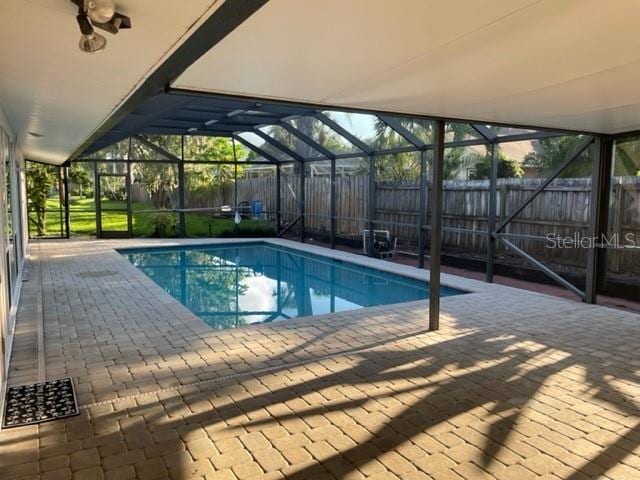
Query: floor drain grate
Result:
<box><xmin>2</xmin><ymin>378</ymin><xmax>79</xmax><ymax>428</ymax></box>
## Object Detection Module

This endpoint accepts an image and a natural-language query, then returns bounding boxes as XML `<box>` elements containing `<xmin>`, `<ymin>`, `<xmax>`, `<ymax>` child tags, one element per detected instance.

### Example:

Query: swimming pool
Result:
<box><xmin>120</xmin><ymin>242</ymin><xmax>466</xmax><ymax>329</ymax></box>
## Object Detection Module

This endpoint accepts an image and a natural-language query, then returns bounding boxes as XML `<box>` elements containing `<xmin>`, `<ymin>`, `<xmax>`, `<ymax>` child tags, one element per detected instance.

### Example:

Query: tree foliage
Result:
<box><xmin>68</xmin><ymin>163</ymin><xmax>93</xmax><ymax>198</ymax></box>
<box><xmin>182</xmin><ymin>136</ymin><xmax>247</xmax><ymax>194</ymax></box>
<box><xmin>470</xmin><ymin>150</ymin><xmax>523</xmax><ymax>180</ymax></box>
<box><xmin>613</xmin><ymin>137</ymin><xmax>640</xmax><ymax>176</ymax></box>
<box><xmin>524</xmin><ymin>136</ymin><xmax>592</xmax><ymax>178</ymax></box>
<box><xmin>27</xmin><ymin>163</ymin><xmax>56</xmax><ymax>236</ymax></box>
<box><xmin>368</xmin><ymin>121</ymin><xmax>490</xmax><ymax>180</ymax></box>
<box><xmin>94</xmin><ymin>136</ymin><xmax>250</xmax><ymax>208</ymax></box>
<box><xmin>371</xmin><ymin>120</ymin><xmax>422</xmax><ymax>181</ymax></box>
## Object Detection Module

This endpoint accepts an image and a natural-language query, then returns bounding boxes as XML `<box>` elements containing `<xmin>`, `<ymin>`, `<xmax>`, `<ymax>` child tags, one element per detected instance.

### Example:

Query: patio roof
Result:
<box><xmin>73</xmin><ymin>0</ymin><xmax>640</xmax><ymax>163</ymax></box>
<box><xmin>173</xmin><ymin>0</ymin><xmax>640</xmax><ymax>135</ymax></box>
<box><xmin>5</xmin><ymin>0</ymin><xmax>640</xmax><ymax>166</ymax></box>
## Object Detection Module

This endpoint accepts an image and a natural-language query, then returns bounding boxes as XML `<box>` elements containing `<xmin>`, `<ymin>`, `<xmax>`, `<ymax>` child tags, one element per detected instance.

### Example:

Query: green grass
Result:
<box><xmin>30</xmin><ymin>197</ymin><xmax>275</xmax><ymax>238</ymax></box>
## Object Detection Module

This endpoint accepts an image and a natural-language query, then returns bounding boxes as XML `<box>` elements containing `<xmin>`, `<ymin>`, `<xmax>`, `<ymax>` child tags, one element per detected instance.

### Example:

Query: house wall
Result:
<box><xmin>0</xmin><ymin>103</ymin><xmax>26</xmax><ymax>399</ymax></box>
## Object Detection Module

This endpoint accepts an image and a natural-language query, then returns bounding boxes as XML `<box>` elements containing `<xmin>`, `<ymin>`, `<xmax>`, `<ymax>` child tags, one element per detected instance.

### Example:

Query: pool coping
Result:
<box><xmin>114</xmin><ymin>237</ymin><xmax>496</xmax><ymax>297</ymax></box>
<box><xmin>105</xmin><ymin>236</ymin><xmax>570</xmax><ymax>333</ymax></box>
<box><xmin>100</xmin><ymin>239</ymin><xmax>631</xmax><ymax>340</ymax></box>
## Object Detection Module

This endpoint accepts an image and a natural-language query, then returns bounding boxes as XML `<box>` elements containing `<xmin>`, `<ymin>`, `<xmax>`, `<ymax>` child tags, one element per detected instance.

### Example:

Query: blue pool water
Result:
<box><xmin>120</xmin><ymin>243</ymin><xmax>466</xmax><ymax>330</ymax></box>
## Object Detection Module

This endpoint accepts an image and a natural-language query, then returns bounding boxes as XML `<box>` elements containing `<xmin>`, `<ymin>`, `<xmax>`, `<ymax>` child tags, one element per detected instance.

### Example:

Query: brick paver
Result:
<box><xmin>2</xmin><ymin>238</ymin><xmax>640</xmax><ymax>479</ymax></box>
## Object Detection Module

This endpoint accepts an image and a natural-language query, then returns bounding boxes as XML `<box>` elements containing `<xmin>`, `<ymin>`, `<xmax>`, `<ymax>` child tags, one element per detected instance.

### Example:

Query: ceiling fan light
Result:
<box><xmin>79</xmin><ymin>32</ymin><xmax>107</xmax><ymax>53</ymax></box>
<box><xmin>84</xmin><ymin>0</ymin><xmax>115</xmax><ymax>24</ymax></box>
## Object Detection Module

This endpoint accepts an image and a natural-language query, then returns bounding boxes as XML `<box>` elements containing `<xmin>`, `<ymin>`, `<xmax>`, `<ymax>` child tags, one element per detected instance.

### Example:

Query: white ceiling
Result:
<box><xmin>6</xmin><ymin>0</ymin><xmax>640</xmax><ymax>166</ymax></box>
<box><xmin>0</xmin><ymin>0</ymin><xmax>222</xmax><ymax>165</ymax></box>
<box><xmin>175</xmin><ymin>0</ymin><xmax>640</xmax><ymax>135</ymax></box>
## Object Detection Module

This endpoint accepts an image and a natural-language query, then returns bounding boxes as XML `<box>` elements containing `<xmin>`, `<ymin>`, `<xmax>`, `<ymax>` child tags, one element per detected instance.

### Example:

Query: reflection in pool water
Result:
<box><xmin>120</xmin><ymin>243</ymin><xmax>466</xmax><ymax>330</ymax></box>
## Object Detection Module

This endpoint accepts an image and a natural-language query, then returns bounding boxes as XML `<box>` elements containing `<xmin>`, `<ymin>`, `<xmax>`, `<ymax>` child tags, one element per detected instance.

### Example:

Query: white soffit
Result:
<box><xmin>0</xmin><ymin>0</ymin><xmax>222</xmax><ymax>165</ymax></box>
<box><xmin>175</xmin><ymin>0</ymin><xmax>640</xmax><ymax>135</ymax></box>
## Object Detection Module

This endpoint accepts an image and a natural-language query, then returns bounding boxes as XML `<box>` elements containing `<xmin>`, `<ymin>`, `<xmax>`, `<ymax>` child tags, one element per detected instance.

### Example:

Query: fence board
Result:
<box><xmin>134</xmin><ymin>174</ymin><xmax>640</xmax><ymax>275</ymax></box>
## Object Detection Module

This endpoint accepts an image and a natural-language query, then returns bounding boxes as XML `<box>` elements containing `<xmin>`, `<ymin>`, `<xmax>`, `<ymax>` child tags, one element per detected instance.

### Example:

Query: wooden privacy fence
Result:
<box><xmin>222</xmin><ymin>175</ymin><xmax>640</xmax><ymax>274</ymax></box>
<box><xmin>133</xmin><ymin>174</ymin><xmax>640</xmax><ymax>275</ymax></box>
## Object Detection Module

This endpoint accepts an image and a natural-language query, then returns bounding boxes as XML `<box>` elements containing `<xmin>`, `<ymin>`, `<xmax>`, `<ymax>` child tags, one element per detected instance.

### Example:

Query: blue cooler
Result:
<box><xmin>252</xmin><ymin>200</ymin><xmax>263</xmax><ymax>219</ymax></box>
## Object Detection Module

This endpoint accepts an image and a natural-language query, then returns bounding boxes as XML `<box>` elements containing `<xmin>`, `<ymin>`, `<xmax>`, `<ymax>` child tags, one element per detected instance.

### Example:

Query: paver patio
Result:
<box><xmin>2</xmin><ymin>238</ymin><xmax>639</xmax><ymax>480</ymax></box>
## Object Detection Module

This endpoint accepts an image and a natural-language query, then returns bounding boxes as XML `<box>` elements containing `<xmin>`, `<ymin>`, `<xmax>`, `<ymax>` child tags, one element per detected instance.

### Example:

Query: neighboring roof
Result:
<box><xmin>174</xmin><ymin>0</ymin><xmax>640</xmax><ymax>135</ymax></box>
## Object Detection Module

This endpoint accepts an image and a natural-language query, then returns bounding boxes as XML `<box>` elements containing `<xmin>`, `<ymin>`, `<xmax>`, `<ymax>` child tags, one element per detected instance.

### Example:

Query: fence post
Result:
<box><xmin>178</xmin><ymin>136</ymin><xmax>186</xmax><ymax>237</ymax></box>
<box><xmin>499</xmin><ymin>183</ymin><xmax>508</xmax><ymax>222</ymax></box>
<box><xmin>276</xmin><ymin>164</ymin><xmax>281</xmax><ymax>233</ymax></box>
<box><xmin>126</xmin><ymin>160</ymin><xmax>133</xmax><ymax>237</ymax></box>
<box><xmin>62</xmin><ymin>166</ymin><xmax>70</xmax><ymax>238</ymax></box>
<box><xmin>486</xmin><ymin>143</ymin><xmax>498</xmax><ymax>282</ymax></box>
<box><xmin>299</xmin><ymin>161</ymin><xmax>305</xmax><ymax>242</ymax></box>
<box><xmin>57</xmin><ymin>167</ymin><xmax>64</xmax><ymax>238</ymax></box>
<box><xmin>330</xmin><ymin>157</ymin><xmax>336</xmax><ymax>249</ymax></box>
<box><xmin>611</xmin><ymin>182</ymin><xmax>623</xmax><ymax>272</ymax></box>
<box><xmin>367</xmin><ymin>154</ymin><xmax>376</xmax><ymax>257</ymax></box>
<box><xmin>94</xmin><ymin>161</ymin><xmax>102</xmax><ymax>239</ymax></box>
<box><xmin>178</xmin><ymin>163</ymin><xmax>186</xmax><ymax>237</ymax></box>
<box><xmin>418</xmin><ymin>149</ymin><xmax>427</xmax><ymax>268</ymax></box>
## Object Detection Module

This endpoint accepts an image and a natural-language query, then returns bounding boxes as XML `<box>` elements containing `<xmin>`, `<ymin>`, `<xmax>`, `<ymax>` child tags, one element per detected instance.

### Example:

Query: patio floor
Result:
<box><xmin>2</xmin><ymin>238</ymin><xmax>640</xmax><ymax>480</ymax></box>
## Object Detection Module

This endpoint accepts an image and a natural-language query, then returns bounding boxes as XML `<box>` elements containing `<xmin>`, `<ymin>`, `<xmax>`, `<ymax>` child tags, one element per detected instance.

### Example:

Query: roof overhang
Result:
<box><xmin>0</xmin><ymin>0</ymin><xmax>267</xmax><ymax>165</ymax></box>
<box><xmin>8</xmin><ymin>0</ymin><xmax>640</xmax><ymax>166</ymax></box>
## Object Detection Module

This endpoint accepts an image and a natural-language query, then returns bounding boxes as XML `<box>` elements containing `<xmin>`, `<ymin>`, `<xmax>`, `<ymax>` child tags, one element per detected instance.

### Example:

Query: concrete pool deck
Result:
<box><xmin>2</xmin><ymin>238</ymin><xmax>639</xmax><ymax>479</ymax></box>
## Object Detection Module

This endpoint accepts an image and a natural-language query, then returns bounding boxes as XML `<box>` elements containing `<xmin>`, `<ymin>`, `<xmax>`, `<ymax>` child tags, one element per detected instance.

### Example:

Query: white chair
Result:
<box><xmin>362</xmin><ymin>229</ymin><xmax>398</xmax><ymax>259</ymax></box>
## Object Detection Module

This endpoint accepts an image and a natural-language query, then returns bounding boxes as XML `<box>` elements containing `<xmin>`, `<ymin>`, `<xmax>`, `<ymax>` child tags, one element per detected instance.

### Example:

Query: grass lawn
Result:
<box><xmin>31</xmin><ymin>197</ymin><xmax>275</xmax><ymax>238</ymax></box>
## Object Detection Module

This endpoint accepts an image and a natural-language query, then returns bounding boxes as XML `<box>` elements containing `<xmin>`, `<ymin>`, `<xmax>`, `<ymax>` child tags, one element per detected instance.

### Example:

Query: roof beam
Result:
<box><xmin>253</xmin><ymin>129</ymin><xmax>305</xmax><ymax>162</ymax></box>
<box><xmin>314</xmin><ymin>112</ymin><xmax>374</xmax><ymax>154</ymax></box>
<box><xmin>278</xmin><ymin>122</ymin><xmax>335</xmax><ymax>159</ymax></box>
<box><xmin>471</xmin><ymin>124</ymin><xmax>497</xmax><ymax>143</ymax></box>
<box><xmin>134</xmin><ymin>135</ymin><xmax>182</xmax><ymax>162</ymax></box>
<box><xmin>443</xmin><ymin>138</ymin><xmax>489</xmax><ymax>148</ymax></box>
<box><xmin>494</xmin><ymin>130</ymin><xmax>568</xmax><ymax>143</ymax></box>
<box><xmin>233</xmin><ymin>134</ymin><xmax>281</xmax><ymax>164</ymax></box>
<box><xmin>378</xmin><ymin>115</ymin><xmax>427</xmax><ymax>148</ymax></box>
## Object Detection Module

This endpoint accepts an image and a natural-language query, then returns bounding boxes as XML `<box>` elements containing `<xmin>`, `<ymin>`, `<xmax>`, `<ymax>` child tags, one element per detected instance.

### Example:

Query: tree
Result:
<box><xmin>371</xmin><ymin>120</ymin><xmax>422</xmax><ymax>181</ymax></box>
<box><xmin>470</xmin><ymin>151</ymin><xmax>523</xmax><ymax>180</ymax></box>
<box><xmin>346</xmin><ymin>118</ymin><xmax>489</xmax><ymax>180</ymax></box>
<box><xmin>68</xmin><ymin>163</ymin><xmax>93</xmax><ymax>198</ymax></box>
<box><xmin>525</xmin><ymin>136</ymin><xmax>593</xmax><ymax>178</ymax></box>
<box><xmin>182</xmin><ymin>136</ymin><xmax>248</xmax><ymax>194</ymax></box>
<box><xmin>87</xmin><ymin>138</ymin><xmax>130</xmax><ymax>160</ymax></box>
<box><xmin>443</xmin><ymin>124</ymin><xmax>488</xmax><ymax>180</ymax></box>
<box><xmin>26</xmin><ymin>163</ymin><xmax>56</xmax><ymax>236</ymax></box>
<box><xmin>126</xmin><ymin>135</ymin><xmax>248</xmax><ymax>208</ymax></box>
<box><xmin>372</xmin><ymin>121</ymin><xmax>489</xmax><ymax>180</ymax></box>
<box><xmin>132</xmin><ymin>162</ymin><xmax>178</xmax><ymax>209</ymax></box>
<box><xmin>613</xmin><ymin>137</ymin><xmax>640</xmax><ymax>176</ymax></box>
<box><xmin>85</xmin><ymin>139</ymin><xmax>129</xmax><ymax>201</ymax></box>
<box><xmin>373</xmin><ymin>153</ymin><xmax>421</xmax><ymax>181</ymax></box>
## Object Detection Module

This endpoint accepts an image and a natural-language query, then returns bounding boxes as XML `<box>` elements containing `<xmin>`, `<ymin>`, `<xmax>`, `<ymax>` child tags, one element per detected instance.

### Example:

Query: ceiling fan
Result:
<box><xmin>71</xmin><ymin>0</ymin><xmax>132</xmax><ymax>53</ymax></box>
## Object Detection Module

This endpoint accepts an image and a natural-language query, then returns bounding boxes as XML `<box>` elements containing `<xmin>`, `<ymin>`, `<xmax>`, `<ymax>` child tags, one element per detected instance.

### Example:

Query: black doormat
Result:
<box><xmin>2</xmin><ymin>378</ymin><xmax>79</xmax><ymax>428</ymax></box>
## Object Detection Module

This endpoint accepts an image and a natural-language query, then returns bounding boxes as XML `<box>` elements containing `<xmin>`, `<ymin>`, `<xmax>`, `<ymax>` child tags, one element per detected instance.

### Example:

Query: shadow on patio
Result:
<box><xmin>2</xmin><ymin>309</ymin><xmax>636</xmax><ymax>480</ymax></box>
